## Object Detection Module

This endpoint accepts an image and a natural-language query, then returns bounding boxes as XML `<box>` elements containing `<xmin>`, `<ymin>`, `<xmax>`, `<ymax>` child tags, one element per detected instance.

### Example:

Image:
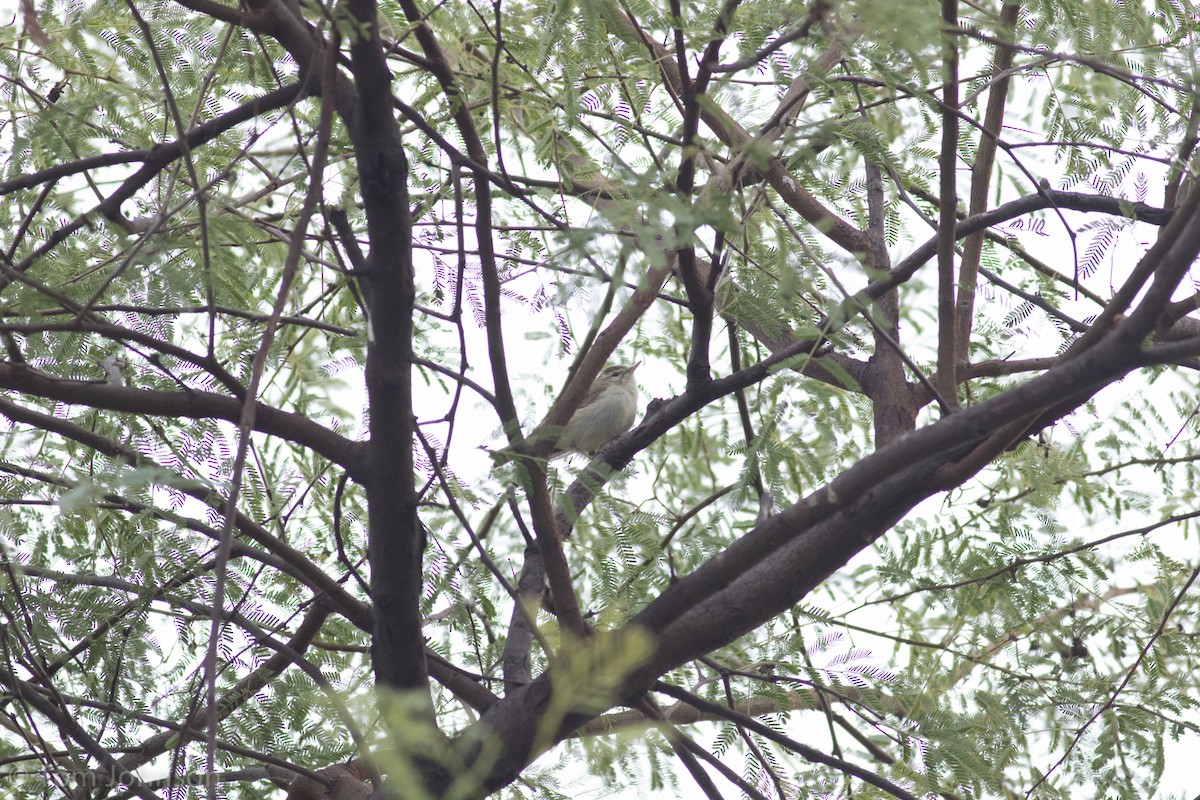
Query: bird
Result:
<box><xmin>547</xmin><ymin>362</ymin><xmax>640</xmax><ymax>459</ymax></box>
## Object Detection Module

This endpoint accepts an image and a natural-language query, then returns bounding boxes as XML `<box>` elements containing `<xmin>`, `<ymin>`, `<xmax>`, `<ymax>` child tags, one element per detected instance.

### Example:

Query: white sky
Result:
<box><xmin>2</xmin><ymin>2</ymin><xmax>1198</xmax><ymax>798</ymax></box>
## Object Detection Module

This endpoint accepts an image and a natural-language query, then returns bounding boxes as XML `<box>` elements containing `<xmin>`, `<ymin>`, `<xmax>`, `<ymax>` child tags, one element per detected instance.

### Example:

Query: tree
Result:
<box><xmin>1</xmin><ymin>0</ymin><xmax>1198</xmax><ymax>797</ymax></box>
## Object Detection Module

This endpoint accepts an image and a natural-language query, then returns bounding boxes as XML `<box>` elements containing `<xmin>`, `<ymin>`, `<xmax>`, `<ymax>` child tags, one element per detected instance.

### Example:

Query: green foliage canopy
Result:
<box><xmin>0</xmin><ymin>1</ymin><xmax>1199</xmax><ymax>798</ymax></box>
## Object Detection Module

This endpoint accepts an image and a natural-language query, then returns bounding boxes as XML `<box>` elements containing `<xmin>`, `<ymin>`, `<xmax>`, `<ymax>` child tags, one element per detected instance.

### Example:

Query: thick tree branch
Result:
<box><xmin>674</xmin><ymin>0</ymin><xmax>742</xmax><ymax>390</ymax></box>
<box><xmin>343</xmin><ymin>0</ymin><xmax>428</xmax><ymax>701</ymax></box>
<box><xmin>0</xmin><ymin>365</ymin><xmax>363</xmax><ymax>475</ymax></box>
<box><xmin>935</xmin><ymin>0</ymin><xmax>961</xmax><ymax>405</ymax></box>
<box><xmin>836</xmin><ymin>190</ymin><xmax>1175</xmax><ymax>332</ymax></box>
<box><xmin>953</xmin><ymin>3</ymin><xmax>1020</xmax><ymax>366</ymax></box>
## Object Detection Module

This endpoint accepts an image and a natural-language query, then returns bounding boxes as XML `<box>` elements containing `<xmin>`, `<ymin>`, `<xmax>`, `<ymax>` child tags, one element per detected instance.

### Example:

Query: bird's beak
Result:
<box><xmin>630</xmin><ymin>361</ymin><xmax>641</xmax><ymax>371</ymax></box>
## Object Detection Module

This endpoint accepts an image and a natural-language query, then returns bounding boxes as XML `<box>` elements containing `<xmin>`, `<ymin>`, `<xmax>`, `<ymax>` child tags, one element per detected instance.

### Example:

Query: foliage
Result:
<box><xmin>0</xmin><ymin>0</ymin><xmax>1198</xmax><ymax>798</ymax></box>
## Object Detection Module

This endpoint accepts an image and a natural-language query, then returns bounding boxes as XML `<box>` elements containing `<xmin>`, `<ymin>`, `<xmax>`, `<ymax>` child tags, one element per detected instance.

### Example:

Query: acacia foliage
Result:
<box><xmin>0</xmin><ymin>1</ymin><xmax>1199</xmax><ymax>798</ymax></box>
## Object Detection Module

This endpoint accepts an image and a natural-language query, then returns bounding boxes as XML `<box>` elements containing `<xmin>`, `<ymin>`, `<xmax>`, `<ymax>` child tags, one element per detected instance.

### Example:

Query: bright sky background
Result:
<box><xmin>1</xmin><ymin>2</ymin><xmax>1198</xmax><ymax>798</ymax></box>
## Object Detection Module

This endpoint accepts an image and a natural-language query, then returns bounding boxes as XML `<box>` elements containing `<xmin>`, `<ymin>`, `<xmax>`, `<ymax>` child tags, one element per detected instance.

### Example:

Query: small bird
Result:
<box><xmin>548</xmin><ymin>362</ymin><xmax>640</xmax><ymax>459</ymax></box>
